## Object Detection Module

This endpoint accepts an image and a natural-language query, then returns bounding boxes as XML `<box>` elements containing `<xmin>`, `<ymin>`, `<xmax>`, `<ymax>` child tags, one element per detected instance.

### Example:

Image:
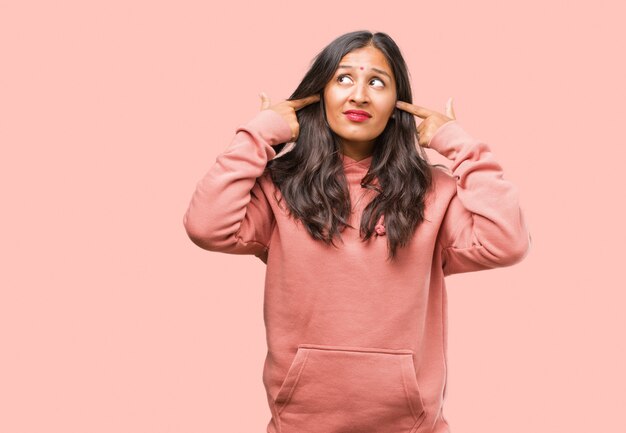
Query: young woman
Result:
<box><xmin>183</xmin><ymin>30</ymin><xmax>530</xmax><ymax>433</ymax></box>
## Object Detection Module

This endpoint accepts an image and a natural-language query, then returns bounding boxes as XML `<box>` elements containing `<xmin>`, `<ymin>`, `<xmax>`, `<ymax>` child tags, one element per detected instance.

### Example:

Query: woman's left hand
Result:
<box><xmin>395</xmin><ymin>97</ymin><xmax>456</xmax><ymax>148</ymax></box>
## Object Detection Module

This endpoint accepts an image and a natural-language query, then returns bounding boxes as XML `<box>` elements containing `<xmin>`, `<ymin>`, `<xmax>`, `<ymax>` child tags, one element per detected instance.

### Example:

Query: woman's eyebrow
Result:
<box><xmin>337</xmin><ymin>64</ymin><xmax>391</xmax><ymax>80</ymax></box>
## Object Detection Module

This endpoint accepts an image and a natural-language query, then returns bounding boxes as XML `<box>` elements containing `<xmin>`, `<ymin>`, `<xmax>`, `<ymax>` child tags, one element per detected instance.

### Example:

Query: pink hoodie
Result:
<box><xmin>183</xmin><ymin>109</ymin><xmax>531</xmax><ymax>433</ymax></box>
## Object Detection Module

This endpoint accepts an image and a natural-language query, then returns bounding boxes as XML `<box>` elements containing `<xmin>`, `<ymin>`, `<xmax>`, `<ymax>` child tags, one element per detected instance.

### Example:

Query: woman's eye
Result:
<box><xmin>337</xmin><ymin>75</ymin><xmax>352</xmax><ymax>84</ymax></box>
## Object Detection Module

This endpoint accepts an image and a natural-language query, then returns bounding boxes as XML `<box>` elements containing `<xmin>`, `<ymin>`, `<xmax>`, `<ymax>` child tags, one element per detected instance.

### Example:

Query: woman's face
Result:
<box><xmin>323</xmin><ymin>45</ymin><xmax>397</xmax><ymax>154</ymax></box>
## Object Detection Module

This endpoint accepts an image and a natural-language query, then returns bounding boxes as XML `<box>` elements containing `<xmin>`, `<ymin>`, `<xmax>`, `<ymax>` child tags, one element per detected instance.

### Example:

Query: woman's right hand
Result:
<box><xmin>259</xmin><ymin>92</ymin><xmax>320</xmax><ymax>142</ymax></box>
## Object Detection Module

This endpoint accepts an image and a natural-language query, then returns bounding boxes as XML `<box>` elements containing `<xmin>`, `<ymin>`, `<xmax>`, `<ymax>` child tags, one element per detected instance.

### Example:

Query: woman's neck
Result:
<box><xmin>340</xmin><ymin>143</ymin><xmax>374</xmax><ymax>162</ymax></box>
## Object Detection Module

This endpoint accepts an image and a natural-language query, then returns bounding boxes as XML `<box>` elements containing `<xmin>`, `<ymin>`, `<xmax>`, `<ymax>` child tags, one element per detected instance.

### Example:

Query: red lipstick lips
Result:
<box><xmin>344</xmin><ymin>110</ymin><xmax>371</xmax><ymax>122</ymax></box>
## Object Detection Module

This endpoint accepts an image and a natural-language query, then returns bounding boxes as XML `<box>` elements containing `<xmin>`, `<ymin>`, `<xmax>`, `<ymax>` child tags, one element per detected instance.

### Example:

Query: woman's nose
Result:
<box><xmin>350</xmin><ymin>81</ymin><xmax>370</xmax><ymax>104</ymax></box>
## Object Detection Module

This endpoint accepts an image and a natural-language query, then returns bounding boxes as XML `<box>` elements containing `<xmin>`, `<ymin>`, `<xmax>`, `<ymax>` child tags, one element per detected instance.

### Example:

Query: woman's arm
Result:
<box><xmin>182</xmin><ymin>109</ymin><xmax>292</xmax><ymax>260</ymax></box>
<box><xmin>430</xmin><ymin>121</ymin><xmax>532</xmax><ymax>276</ymax></box>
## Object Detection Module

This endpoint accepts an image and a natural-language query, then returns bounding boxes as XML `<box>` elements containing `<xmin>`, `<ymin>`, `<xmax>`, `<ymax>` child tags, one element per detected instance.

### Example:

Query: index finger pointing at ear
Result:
<box><xmin>395</xmin><ymin>101</ymin><xmax>435</xmax><ymax>119</ymax></box>
<box><xmin>289</xmin><ymin>94</ymin><xmax>321</xmax><ymax>111</ymax></box>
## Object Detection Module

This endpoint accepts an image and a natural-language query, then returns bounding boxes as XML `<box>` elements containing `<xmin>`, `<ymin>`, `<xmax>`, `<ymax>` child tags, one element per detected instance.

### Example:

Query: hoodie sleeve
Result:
<box><xmin>429</xmin><ymin>120</ymin><xmax>531</xmax><ymax>277</ymax></box>
<box><xmin>182</xmin><ymin>109</ymin><xmax>292</xmax><ymax>260</ymax></box>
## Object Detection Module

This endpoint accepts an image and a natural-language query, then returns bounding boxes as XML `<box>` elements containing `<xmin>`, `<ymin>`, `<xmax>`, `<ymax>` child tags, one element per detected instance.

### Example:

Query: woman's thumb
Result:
<box><xmin>259</xmin><ymin>92</ymin><xmax>271</xmax><ymax>110</ymax></box>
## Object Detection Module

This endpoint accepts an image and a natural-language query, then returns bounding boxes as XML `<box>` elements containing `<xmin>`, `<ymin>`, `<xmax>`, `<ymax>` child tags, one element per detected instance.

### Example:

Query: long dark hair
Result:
<box><xmin>266</xmin><ymin>30</ymin><xmax>441</xmax><ymax>261</ymax></box>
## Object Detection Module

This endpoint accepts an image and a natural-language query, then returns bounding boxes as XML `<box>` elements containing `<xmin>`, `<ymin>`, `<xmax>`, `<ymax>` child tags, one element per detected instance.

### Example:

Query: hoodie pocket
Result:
<box><xmin>273</xmin><ymin>343</ymin><xmax>426</xmax><ymax>433</ymax></box>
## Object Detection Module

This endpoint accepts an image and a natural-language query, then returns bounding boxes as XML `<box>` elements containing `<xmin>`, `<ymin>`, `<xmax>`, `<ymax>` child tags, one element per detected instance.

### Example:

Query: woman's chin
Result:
<box><xmin>339</xmin><ymin>134</ymin><xmax>378</xmax><ymax>144</ymax></box>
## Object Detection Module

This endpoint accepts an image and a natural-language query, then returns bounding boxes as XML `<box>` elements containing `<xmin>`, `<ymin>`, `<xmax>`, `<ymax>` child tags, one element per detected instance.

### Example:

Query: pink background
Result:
<box><xmin>2</xmin><ymin>1</ymin><xmax>624</xmax><ymax>432</ymax></box>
